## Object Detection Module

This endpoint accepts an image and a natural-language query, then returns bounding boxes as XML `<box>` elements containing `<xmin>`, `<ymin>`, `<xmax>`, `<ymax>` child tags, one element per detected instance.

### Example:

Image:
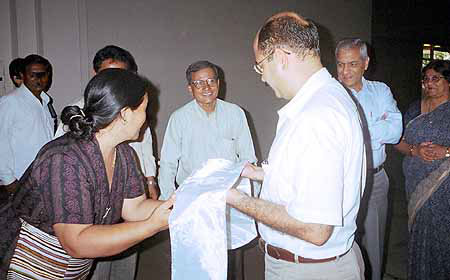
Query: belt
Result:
<box><xmin>258</xmin><ymin>239</ymin><xmax>348</xmax><ymax>264</ymax></box>
<box><xmin>372</xmin><ymin>163</ymin><xmax>384</xmax><ymax>174</ymax></box>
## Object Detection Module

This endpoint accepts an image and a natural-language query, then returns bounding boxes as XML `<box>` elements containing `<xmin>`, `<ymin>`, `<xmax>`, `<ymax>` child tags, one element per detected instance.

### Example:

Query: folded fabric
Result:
<box><xmin>169</xmin><ymin>159</ymin><xmax>257</xmax><ymax>280</ymax></box>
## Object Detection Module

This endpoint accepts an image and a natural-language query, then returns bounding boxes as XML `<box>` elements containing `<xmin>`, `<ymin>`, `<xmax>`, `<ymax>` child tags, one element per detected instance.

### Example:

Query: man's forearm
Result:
<box><xmin>227</xmin><ymin>189</ymin><xmax>333</xmax><ymax>246</ymax></box>
<box><xmin>370</xmin><ymin>117</ymin><xmax>402</xmax><ymax>144</ymax></box>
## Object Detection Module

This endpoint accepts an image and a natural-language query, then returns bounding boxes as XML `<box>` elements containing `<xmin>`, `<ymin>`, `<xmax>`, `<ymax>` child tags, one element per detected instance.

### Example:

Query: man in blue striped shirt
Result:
<box><xmin>336</xmin><ymin>38</ymin><xmax>403</xmax><ymax>280</ymax></box>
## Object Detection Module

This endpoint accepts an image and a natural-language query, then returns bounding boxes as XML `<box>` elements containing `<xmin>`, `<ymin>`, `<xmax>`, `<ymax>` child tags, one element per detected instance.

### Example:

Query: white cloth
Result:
<box><xmin>0</xmin><ymin>85</ymin><xmax>54</xmax><ymax>185</ymax></box>
<box><xmin>55</xmin><ymin>97</ymin><xmax>156</xmax><ymax>177</ymax></box>
<box><xmin>259</xmin><ymin>68</ymin><xmax>365</xmax><ymax>259</ymax></box>
<box><xmin>169</xmin><ymin>159</ymin><xmax>257</xmax><ymax>280</ymax></box>
<box><xmin>159</xmin><ymin>99</ymin><xmax>257</xmax><ymax>199</ymax></box>
<box><xmin>350</xmin><ymin>77</ymin><xmax>402</xmax><ymax>168</ymax></box>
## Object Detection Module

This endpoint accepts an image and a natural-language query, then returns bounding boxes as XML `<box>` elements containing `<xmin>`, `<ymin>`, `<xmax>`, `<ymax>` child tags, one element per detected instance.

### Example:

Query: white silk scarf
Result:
<box><xmin>169</xmin><ymin>159</ymin><xmax>257</xmax><ymax>280</ymax></box>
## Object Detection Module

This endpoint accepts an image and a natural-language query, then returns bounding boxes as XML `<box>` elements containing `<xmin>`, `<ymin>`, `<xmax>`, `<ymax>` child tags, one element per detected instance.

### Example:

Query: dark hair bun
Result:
<box><xmin>61</xmin><ymin>105</ymin><xmax>94</xmax><ymax>140</ymax></box>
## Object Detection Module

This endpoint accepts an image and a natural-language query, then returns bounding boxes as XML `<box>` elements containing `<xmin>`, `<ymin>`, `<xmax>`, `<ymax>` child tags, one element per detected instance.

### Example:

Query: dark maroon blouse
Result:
<box><xmin>1</xmin><ymin>134</ymin><xmax>145</xmax><ymax>273</ymax></box>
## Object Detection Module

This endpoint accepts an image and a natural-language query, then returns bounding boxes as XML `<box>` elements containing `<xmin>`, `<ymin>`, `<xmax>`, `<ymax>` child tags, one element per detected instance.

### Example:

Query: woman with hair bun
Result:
<box><xmin>1</xmin><ymin>68</ymin><xmax>173</xmax><ymax>279</ymax></box>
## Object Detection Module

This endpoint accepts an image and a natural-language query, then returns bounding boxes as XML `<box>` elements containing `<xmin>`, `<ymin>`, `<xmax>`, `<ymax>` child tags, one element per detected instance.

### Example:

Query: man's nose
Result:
<box><xmin>342</xmin><ymin>64</ymin><xmax>351</xmax><ymax>74</ymax></box>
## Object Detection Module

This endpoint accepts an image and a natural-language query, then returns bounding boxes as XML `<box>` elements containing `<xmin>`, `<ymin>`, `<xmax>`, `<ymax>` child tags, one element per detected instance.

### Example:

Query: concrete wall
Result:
<box><xmin>1</xmin><ymin>0</ymin><xmax>372</xmax><ymax>160</ymax></box>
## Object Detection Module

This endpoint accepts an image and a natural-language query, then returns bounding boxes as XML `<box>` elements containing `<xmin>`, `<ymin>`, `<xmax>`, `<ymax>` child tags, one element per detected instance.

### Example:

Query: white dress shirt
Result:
<box><xmin>159</xmin><ymin>99</ymin><xmax>257</xmax><ymax>200</ymax></box>
<box><xmin>54</xmin><ymin>97</ymin><xmax>156</xmax><ymax>177</ymax></box>
<box><xmin>0</xmin><ymin>85</ymin><xmax>54</xmax><ymax>185</ymax></box>
<box><xmin>259</xmin><ymin>68</ymin><xmax>365</xmax><ymax>259</ymax></box>
<box><xmin>350</xmin><ymin>78</ymin><xmax>402</xmax><ymax>168</ymax></box>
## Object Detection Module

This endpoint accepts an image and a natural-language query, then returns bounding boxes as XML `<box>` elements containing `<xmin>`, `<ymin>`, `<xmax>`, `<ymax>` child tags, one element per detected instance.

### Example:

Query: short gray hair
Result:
<box><xmin>335</xmin><ymin>38</ymin><xmax>368</xmax><ymax>60</ymax></box>
<box><xmin>185</xmin><ymin>60</ymin><xmax>219</xmax><ymax>84</ymax></box>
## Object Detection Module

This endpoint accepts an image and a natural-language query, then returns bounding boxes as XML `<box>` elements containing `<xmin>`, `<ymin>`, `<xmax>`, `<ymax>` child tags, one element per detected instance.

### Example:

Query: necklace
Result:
<box><xmin>102</xmin><ymin>148</ymin><xmax>116</xmax><ymax>223</ymax></box>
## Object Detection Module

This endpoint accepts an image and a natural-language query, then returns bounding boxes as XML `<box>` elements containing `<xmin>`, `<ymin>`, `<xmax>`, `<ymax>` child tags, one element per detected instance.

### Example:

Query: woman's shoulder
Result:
<box><xmin>404</xmin><ymin>99</ymin><xmax>421</xmax><ymax>122</ymax></box>
<box><xmin>34</xmin><ymin>135</ymin><xmax>95</xmax><ymax>167</ymax></box>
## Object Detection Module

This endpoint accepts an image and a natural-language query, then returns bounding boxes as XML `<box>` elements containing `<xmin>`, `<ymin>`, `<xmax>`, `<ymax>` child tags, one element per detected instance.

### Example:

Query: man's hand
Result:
<box><xmin>241</xmin><ymin>162</ymin><xmax>265</xmax><ymax>181</ymax></box>
<box><xmin>146</xmin><ymin>176</ymin><xmax>160</xmax><ymax>200</ymax></box>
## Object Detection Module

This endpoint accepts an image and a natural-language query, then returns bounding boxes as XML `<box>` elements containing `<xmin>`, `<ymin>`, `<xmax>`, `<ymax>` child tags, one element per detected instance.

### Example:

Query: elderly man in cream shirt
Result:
<box><xmin>158</xmin><ymin>60</ymin><xmax>257</xmax><ymax>200</ymax></box>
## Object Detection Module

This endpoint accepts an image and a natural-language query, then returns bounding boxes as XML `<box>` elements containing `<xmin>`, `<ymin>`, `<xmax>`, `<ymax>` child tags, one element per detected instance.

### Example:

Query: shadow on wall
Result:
<box><xmin>144</xmin><ymin>77</ymin><xmax>161</xmax><ymax>159</ymax></box>
<box><xmin>316</xmin><ymin>22</ymin><xmax>336</xmax><ymax>76</ymax></box>
<box><xmin>217</xmin><ymin>65</ymin><xmax>262</xmax><ymax>162</ymax></box>
<box><xmin>217</xmin><ymin>65</ymin><xmax>227</xmax><ymax>101</ymax></box>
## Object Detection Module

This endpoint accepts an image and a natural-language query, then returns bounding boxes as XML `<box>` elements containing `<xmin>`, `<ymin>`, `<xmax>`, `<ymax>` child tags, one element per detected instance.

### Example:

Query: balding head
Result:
<box><xmin>255</xmin><ymin>11</ymin><xmax>320</xmax><ymax>58</ymax></box>
<box><xmin>265</xmin><ymin>11</ymin><xmax>305</xmax><ymax>23</ymax></box>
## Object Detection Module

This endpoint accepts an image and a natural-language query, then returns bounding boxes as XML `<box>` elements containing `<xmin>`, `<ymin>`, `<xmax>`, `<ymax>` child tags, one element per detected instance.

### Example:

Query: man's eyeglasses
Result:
<box><xmin>253</xmin><ymin>49</ymin><xmax>275</xmax><ymax>75</ymax></box>
<box><xmin>191</xmin><ymin>78</ymin><xmax>218</xmax><ymax>89</ymax></box>
<box><xmin>253</xmin><ymin>48</ymin><xmax>291</xmax><ymax>75</ymax></box>
<box><xmin>422</xmin><ymin>75</ymin><xmax>445</xmax><ymax>83</ymax></box>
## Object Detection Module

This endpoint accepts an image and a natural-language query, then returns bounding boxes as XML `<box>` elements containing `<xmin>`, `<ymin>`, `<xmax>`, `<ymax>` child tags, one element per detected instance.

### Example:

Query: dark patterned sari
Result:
<box><xmin>402</xmin><ymin>100</ymin><xmax>450</xmax><ymax>280</ymax></box>
<box><xmin>0</xmin><ymin>135</ymin><xmax>145</xmax><ymax>279</ymax></box>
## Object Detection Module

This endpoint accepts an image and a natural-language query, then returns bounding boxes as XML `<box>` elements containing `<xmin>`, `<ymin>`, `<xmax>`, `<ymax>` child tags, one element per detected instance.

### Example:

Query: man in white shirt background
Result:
<box><xmin>55</xmin><ymin>45</ymin><xmax>158</xmax><ymax>200</ymax></box>
<box><xmin>159</xmin><ymin>60</ymin><xmax>257</xmax><ymax>279</ymax></box>
<box><xmin>226</xmin><ymin>11</ymin><xmax>366</xmax><ymax>279</ymax></box>
<box><xmin>55</xmin><ymin>45</ymin><xmax>158</xmax><ymax>280</ymax></box>
<box><xmin>335</xmin><ymin>38</ymin><xmax>403</xmax><ymax>280</ymax></box>
<box><xmin>0</xmin><ymin>54</ymin><xmax>54</xmax><ymax>196</ymax></box>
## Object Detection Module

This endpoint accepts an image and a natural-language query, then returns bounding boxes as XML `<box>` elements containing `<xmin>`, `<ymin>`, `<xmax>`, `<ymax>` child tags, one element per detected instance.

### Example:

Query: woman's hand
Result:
<box><xmin>425</xmin><ymin>143</ymin><xmax>448</xmax><ymax>161</ymax></box>
<box><xmin>414</xmin><ymin>142</ymin><xmax>433</xmax><ymax>161</ymax></box>
<box><xmin>147</xmin><ymin>195</ymin><xmax>175</xmax><ymax>231</ymax></box>
<box><xmin>415</xmin><ymin>142</ymin><xmax>448</xmax><ymax>161</ymax></box>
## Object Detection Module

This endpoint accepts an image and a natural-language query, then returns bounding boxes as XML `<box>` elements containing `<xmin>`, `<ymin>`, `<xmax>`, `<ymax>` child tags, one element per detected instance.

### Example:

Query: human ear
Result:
<box><xmin>364</xmin><ymin>57</ymin><xmax>370</xmax><ymax>71</ymax></box>
<box><xmin>187</xmin><ymin>84</ymin><xmax>194</xmax><ymax>97</ymax></box>
<box><xmin>274</xmin><ymin>49</ymin><xmax>289</xmax><ymax>70</ymax></box>
<box><xmin>119</xmin><ymin>107</ymin><xmax>132</xmax><ymax>124</ymax></box>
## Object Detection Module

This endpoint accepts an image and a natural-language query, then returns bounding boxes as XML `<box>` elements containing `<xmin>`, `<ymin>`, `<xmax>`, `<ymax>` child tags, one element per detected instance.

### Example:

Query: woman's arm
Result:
<box><xmin>394</xmin><ymin>139</ymin><xmax>435</xmax><ymax>161</ymax></box>
<box><xmin>394</xmin><ymin>139</ymin><xmax>414</xmax><ymax>156</ymax></box>
<box><xmin>121</xmin><ymin>193</ymin><xmax>165</xmax><ymax>222</ymax></box>
<box><xmin>53</xmin><ymin>196</ymin><xmax>174</xmax><ymax>258</ymax></box>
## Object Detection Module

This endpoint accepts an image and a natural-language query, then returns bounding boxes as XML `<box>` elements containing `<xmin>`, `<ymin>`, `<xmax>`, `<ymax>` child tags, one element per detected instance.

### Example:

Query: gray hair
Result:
<box><xmin>185</xmin><ymin>60</ymin><xmax>219</xmax><ymax>84</ymax></box>
<box><xmin>335</xmin><ymin>38</ymin><xmax>368</xmax><ymax>60</ymax></box>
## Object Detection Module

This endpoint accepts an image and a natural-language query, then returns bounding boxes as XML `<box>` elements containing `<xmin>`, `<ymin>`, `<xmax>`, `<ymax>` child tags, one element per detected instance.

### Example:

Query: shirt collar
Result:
<box><xmin>278</xmin><ymin>67</ymin><xmax>331</xmax><ymax>119</ymax></box>
<box><xmin>350</xmin><ymin>77</ymin><xmax>368</xmax><ymax>94</ymax></box>
<box><xmin>19</xmin><ymin>84</ymin><xmax>50</xmax><ymax>105</ymax></box>
<box><xmin>193</xmin><ymin>99</ymin><xmax>219</xmax><ymax>119</ymax></box>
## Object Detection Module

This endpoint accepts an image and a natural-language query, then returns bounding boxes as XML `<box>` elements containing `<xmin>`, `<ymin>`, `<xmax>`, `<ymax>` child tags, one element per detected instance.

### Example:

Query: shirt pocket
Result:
<box><xmin>219</xmin><ymin>137</ymin><xmax>238</xmax><ymax>161</ymax></box>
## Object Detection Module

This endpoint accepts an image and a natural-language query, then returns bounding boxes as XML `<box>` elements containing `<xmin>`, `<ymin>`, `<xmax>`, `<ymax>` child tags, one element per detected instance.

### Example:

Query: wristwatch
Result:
<box><xmin>445</xmin><ymin>147</ymin><xmax>450</xmax><ymax>158</ymax></box>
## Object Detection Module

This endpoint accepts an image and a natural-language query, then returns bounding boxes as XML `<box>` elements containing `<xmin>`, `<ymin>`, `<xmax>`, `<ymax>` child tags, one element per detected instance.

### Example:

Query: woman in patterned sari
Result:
<box><xmin>395</xmin><ymin>60</ymin><xmax>450</xmax><ymax>279</ymax></box>
<box><xmin>1</xmin><ymin>69</ymin><xmax>174</xmax><ymax>279</ymax></box>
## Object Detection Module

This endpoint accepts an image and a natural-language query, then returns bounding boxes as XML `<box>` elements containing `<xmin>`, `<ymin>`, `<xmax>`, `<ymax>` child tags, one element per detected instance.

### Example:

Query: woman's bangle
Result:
<box><xmin>409</xmin><ymin>144</ymin><xmax>416</xmax><ymax>156</ymax></box>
